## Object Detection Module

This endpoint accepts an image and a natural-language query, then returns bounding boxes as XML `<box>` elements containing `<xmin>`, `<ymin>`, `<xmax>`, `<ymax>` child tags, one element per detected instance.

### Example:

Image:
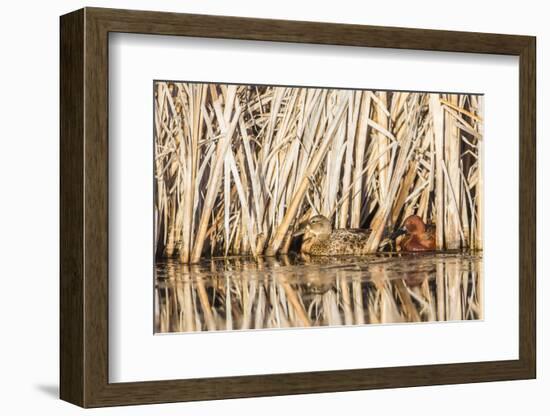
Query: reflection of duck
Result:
<box><xmin>303</xmin><ymin>271</ymin><xmax>335</xmax><ymax>294</ymax></box>
<box><xmin>392</xmin><ymin>215</ymin><xmax>436</xmax><ymax>252</ymax></box>
<box><xmin>299</xmin><ymin>215</ymin><xmax>374</xmax><ymax>256</ymax></box>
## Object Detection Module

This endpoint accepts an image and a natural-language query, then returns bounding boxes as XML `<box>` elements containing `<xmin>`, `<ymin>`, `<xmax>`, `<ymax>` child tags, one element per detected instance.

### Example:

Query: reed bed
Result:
<box><xmin>154</xmin><ymin>82</ymin><xmax>483</xmax><ymax>262</ymax></box>
<box><xmin>154</xmin><ymin>254</ymin><xmax>483</xmax><ymax>333</ymax></box>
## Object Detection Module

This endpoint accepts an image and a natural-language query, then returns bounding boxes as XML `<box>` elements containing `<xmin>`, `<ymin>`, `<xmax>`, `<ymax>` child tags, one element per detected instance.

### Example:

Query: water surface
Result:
<box><xmin>154</xmin><ymin>252</ymin><xmax>483</xmax><ymax>333</ymax></box>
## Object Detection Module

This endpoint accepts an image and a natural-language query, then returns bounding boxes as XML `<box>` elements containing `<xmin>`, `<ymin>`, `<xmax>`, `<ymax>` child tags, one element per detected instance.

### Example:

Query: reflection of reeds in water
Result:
<box><xmin>154</xmin><ymin>83</ymin><xmax>483</xmax><ymax>263</ymax></box>
<box><xmin>155</xmin><ymin>253</ymin><xmax>483</xmax><ymax>333</ymax></box>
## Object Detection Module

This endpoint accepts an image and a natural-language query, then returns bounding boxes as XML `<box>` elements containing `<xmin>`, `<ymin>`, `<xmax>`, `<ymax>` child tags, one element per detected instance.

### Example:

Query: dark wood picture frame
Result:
<box><xmin>60</xmin><ymin>7</ymin><xmax>536</xmax><ymax>408</ymax></box>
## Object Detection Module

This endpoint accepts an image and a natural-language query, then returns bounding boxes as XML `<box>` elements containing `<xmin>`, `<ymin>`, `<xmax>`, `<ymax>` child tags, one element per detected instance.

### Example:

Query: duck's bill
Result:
<box><xmin>390</xmin><ymin>227</ymin><xmax>407</xmax><ymax>240</ymax></box>
<box><xmin>293</xmin><ymin>228</ymin><xmax>306</xmax><ymax>237</ymax></box>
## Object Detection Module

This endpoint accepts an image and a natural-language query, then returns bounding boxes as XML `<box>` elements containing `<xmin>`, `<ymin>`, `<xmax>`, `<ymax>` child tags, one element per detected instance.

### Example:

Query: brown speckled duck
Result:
<box><xmin>392</xmin><ymin>215</ymin><xmax>436</xmax><ymax>252</ymax></box>
<box><xmin>299</xmin><ymin>215</ymin><xmax>374</xmax><ymax>256</ymax></box>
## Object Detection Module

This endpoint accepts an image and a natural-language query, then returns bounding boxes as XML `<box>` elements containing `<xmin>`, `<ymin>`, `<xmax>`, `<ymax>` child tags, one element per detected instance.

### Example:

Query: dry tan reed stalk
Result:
<box><xmin>444</xmin><ymin>95</ymin><xmax>462</xmax><ymax>249</ymax></box>
<box><xmin>430</xmin><ymin>94</ymin><xmax>445</xmax><ymax>249</ymax></box>
<box><xmin>350</xmin><ymin>93</ymin><xmax>371</xmax><ymax>228</ymax></box>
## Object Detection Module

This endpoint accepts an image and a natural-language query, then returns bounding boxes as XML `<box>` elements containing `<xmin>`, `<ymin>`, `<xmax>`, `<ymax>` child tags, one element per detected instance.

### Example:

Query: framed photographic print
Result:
<box><xmin>60</xmin><ymin>7</ymin><xmax>536</xmax><ymax>408</ymax></box>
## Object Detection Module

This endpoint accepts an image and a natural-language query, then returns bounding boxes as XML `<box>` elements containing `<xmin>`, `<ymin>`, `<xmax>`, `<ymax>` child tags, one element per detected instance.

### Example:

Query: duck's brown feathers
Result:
<box><xmin>399</xmin><ymin>223</ymin><xmax>436</xmax><ymax>251</ymax></box>
<box><xmin>303</xmin><ymin>228</ymin><xmax>373</xmax><ymax>256</ymax></box>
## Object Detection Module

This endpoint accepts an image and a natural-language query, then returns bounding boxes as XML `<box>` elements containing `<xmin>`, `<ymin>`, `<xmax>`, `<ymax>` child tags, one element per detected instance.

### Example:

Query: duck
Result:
<box><xmin>391</xmin><ymin>215</ymin><xmax>436</xmax><ymax>252</ymax></box>
<box><xmin>298</xmin><ymin>215</ymin><xmax>375</xmax><ymax>256</ymax></box>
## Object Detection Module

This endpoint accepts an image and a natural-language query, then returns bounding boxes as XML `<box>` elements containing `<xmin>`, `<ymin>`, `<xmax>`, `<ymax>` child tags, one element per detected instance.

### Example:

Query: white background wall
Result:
<box><xmin>0</xmin><ymin>0</ymin><xmax>546</xmax><ymax>414</ymax></box>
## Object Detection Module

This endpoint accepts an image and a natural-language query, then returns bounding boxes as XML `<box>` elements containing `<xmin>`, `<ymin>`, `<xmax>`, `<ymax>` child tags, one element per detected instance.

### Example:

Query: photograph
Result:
<box><xmin>153</xmin><ymin>81</ymin><xmax>484</xmax><ymax>333</ymax></box>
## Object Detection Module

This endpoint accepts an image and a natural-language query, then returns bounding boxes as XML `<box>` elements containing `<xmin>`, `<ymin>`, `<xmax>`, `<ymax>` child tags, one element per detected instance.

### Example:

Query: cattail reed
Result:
<box><xmin>154</xmin><ymin>82</ymin><xmax>483</xmax><ymax>261</ymax></box>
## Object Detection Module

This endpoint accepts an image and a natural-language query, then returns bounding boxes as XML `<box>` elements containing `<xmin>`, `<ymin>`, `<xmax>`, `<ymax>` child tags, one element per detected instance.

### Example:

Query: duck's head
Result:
<box><xmin>304</xmin><ymin>215</ymin><xmax>332</xmax><ymax>239</ymax></box>
<box><xmin>295</xmin><ymin>214</ymin><xmax>332</xmax><ymax>243</ymax></box>
<box><xmin>391</xmin><ymin>215</ymin><xmax>426</xmax><ymax>239</ymax></box>
<box><xmin>297</xmin><ymin>215</ymin><xmax>332</xmax><ymax>255</ymax></box>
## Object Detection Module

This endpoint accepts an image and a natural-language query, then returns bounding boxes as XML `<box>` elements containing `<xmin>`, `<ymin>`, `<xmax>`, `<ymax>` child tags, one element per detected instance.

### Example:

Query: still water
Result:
<box><xmin>154</xmin><ymin>252</ymin><xmax>482</xmax><ymax>333</ymax></box>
